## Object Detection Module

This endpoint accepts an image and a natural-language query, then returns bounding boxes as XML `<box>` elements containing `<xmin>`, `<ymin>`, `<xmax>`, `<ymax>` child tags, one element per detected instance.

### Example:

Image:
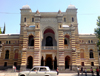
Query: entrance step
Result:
<box><xmin>59</xmin><ymin>69</ymin><xmax>76</xmax><ymax>73</ymax></box>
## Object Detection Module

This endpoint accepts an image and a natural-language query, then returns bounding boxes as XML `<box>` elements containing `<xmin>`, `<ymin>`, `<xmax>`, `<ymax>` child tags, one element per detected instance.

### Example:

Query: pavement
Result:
<box><xmin>0</xmin><ymin>72</ymin><xmax>98</xmax><ymax>76</ymax></box>
<box><xmin>0</xmin><ymin>69</ymin><xmax>98</xmax><ymax>76</ymax></box>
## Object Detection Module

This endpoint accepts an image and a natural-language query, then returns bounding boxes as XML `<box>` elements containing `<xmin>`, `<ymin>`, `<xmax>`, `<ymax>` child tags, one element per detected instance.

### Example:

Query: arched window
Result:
<box><xmin>64</xmin><ymin>35</ymin><xmax>69</xmax><ymax>46</ymax></box>
<box><xmin>32</xmin><ymin>18</ymin><xmax>34</xmax><ymax>22</ymax></box>
<box><xmin>81</xmin><ymin>62</ymin><xmax>84</xmax><ymax>66</ymax></box>
<box><xmin>80</xmin><ymin>50</ymin><xmax>84</xmax><ymax>58</ymax></box>
<box><xmin>90</xmin><ymin>50</ymin><xmax>94</xmax><ymax>58</ymax></box>
<box><xmin>37</xmin><ymin>25</ymin><xmax>38</xmax><ymax>28</ymax></box>
<box><xmin>0</xmin><ymin>41</ymin><xmax>1</xmax><ymax>44</ymax></box>
<box><xmin>46</xmin><ymin>36</ymin><xmax>53</xmax><ymax>46</ymax></box>
<box><xmin>64</xmin><ymin>18</ymin><xmax>66</xmax><ymax>22</ymax></box>
<box><xmin>64</xmin><ymin>39</ymin><xmax>67</xmax><ymax>45</ymax></box>
<box><xmin>28</xmin><ymin>35</ymin><xmax>34</xmax><ymax>46</ymax></box>
<box><xmin>6</xmin><ymin>41</ymin><xmax>8</xmax><ymax>44</ymax></box>
<box><xmin>72</xmin><ymin>17</ymin><xmax>74</xmax><ymax>22</ymax></box>
<box><xmin>91</xmin><ymin>40</ymin><xmax>93</xmax><ymax>43</ymax></box>
<box><xmin>14</xmin><ymin>50</ymin><xmax>18</xmax><ymax>59</ymax></box>
<box><xmin>4</xmin><ymin>62</ymin><xmax>7</xmax><ymax>67</ymax></box>
<box><xmin>5</xmin><ymin>50</ymin><xmax>9</xmax><ymax>59</ymax></box>
<box><xmin>60</xmin><ymin>25</ymin><xmax>61</xmax><ymax>28</ymax></box>
<box><xmin>88</xmin><ymin>40</ymin><xmax>90</xmax><ymax>43</ymax></box>
<box><xmin>91</xmin><ymin>62</ymin><xmax>94</xmax><ymax>66</ymax></box>
<box><xmin>24</xmin><ymin>17</ymin><xmax>26</xmax><ymax>22</ymax></box>
<box><xmin>9</xmin><ymin>41</ymin><xmax>11</xmax><ymax>44</ymax></box>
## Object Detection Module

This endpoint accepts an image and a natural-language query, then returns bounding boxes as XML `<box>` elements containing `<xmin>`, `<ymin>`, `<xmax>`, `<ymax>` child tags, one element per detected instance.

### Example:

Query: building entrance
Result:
<box><xmin>46</xmin><ymin>54</ymin><xmax>52</xmax><ymax>69</ymax></box>
<box><xmin>65</xmin><ymin>56</ymin><xmax>70</xmax><ymax>69</ymax></box>
<box><xmin>27</xmin><ymin>56</ymin><xmax>33</xmax><ymax>69</ymax></box>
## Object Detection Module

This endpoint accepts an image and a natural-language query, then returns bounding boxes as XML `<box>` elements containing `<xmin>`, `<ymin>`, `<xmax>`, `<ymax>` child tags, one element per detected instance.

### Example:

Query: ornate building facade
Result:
<box><xmin>0</xmin><ymin>5</ymin><xmax>99</xmax><ymax>70</ymax></box>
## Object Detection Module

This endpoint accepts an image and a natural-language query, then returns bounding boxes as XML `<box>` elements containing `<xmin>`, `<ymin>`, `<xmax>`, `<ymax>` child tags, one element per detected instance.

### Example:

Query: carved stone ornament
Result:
<box><xmin>27</xmin><ymin>32</ymin><xmax>35</xmax><ymax>36</ymax></box>
<box><xmin>63</xmin><ymin>32</ymin><xmax>71</xmax><ymax>36</ymax></box>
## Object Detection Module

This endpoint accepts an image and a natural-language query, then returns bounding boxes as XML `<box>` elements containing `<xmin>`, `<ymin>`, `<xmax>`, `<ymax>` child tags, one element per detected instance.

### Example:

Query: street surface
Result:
<box><xmin>0</xmin><ymin>72</ymin><xmax>97</xmax><ymax>76</ymax></box>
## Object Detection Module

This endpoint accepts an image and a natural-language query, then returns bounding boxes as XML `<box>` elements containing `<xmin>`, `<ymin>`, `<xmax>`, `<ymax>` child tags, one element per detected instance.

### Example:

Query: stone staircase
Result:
<box><xmin>59</xmin><ymin>69</ymin><xmax>76</xmax><ymax>73</ymax></box>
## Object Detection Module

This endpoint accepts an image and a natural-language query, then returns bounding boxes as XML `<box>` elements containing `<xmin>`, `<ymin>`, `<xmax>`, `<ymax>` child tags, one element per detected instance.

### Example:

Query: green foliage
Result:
<box><xmin>95</xmin><ymin>16</ymin><xmax>100</xmax><ymax>44</ymax></box>
<box><xmin>3</xmin><ymin>24</ymin><xmax>5</xmax><ymax>34</ymax></box>
<box><xmin>97</xmin><ymin>41</ymin><xmax>100</xmax><ymax>46</ymax></box>
<box><xmin>0</xmin><ymin>27</ymin><xmax>2</xmax><ymax>34</ymax></box>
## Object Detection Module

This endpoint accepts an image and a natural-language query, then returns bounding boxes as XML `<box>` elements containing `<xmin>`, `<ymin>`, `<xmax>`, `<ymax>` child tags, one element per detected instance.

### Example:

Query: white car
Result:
<box><xmin>18</xmin><ymin>66</ymin><xmax>57</xmax><ymax>76</ymax></box>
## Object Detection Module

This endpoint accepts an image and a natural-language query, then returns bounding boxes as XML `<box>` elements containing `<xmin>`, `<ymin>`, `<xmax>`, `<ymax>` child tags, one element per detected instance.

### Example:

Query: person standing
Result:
<box><xmin>15</xmin><ymin>66</ymin><xmax>16</xmax><ymax>72</ymax></box>
<box><xmin>77</xmin><ymin>66</ymin><xmax>80</xmax><ymax>76</ymax></box>
<box><xmin>81</xmin><ymin>67</ymin><xmax>83</xmax><ymax>76</ymax></box>
<box><xmin>13</xmin><ymin>65</ymin><xmax>16</xmax><ymax>72</ymax></box>
<box><xmin>96</xmin><ymin>67</ymin><xmax>99</xmax><ymax>76</ymax></box>
<box><xmin>56</xmin><ymin>67</ymin><xmax>59</xmax><ymax>75</ymax></box>
<box><xmin>13</xmin><ymin>65</ymin><xmax>15</xmax><ymax>72</ymax></box>
<box><xmin>90</xmin><ymin>67</ymin><xmax>94</xmax><ymax>76</ymax></box>
<box><xmin>84</xmin><ymin>68</ymin><xmax>87</xmax><ymax>76</ymax></box>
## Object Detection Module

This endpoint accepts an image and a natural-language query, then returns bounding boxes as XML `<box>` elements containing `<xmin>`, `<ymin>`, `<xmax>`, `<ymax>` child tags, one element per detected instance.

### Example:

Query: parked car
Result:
<box><xmin>18</xmin><ymin>66</ymin><xmax>57</xmax><ymax>76</ymax></box>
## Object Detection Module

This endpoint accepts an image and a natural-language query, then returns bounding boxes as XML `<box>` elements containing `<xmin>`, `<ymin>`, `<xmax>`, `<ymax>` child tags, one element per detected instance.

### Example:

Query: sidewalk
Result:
<box><xmin>0</xmin><ymin>72</ymin><xmax>97</xmax><ymax>76</ymax></box>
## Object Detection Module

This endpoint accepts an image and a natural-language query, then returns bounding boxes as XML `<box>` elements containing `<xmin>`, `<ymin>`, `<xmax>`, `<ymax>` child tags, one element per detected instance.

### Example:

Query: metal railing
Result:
<box><xmin>42</xmin><ymin>46</ymin><xmax>57</xmax><ymax>50</ymax></box>
<box><xmin>28</xmin><ymin>46</ymin><xmax>34</xmax><ymax>49</ymax></box>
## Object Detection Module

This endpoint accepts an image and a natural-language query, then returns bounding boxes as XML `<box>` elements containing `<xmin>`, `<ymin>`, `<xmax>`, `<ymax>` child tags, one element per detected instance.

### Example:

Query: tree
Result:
<box><xmin>95</xmin><ymin>16</ymin><xmax>100</xmax><ymax>47</ymax></box>
<box><xmin>0</xmin><ymin>27</ymin><xmax>2</xmax><ymax>34</ymax></box>
<box><xmin>3</xmin><ymin>23</ymin><xmax>5</xmax><ymax>34</ymax></box>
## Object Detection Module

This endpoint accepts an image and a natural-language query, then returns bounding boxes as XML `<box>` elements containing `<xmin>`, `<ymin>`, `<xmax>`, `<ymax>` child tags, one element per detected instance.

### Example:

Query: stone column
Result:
<box><xmin>53</xmin><ymin>60</ymin><xmax>54</xmax><ymax>70</ymax></box>
<box><xmin>44</xmin><ymin>60</ymin><xmax>45</xmax><ymax>66</ymax></box>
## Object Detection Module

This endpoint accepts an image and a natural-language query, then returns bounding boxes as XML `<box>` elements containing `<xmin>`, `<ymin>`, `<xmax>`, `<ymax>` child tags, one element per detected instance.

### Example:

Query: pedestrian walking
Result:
<box><xmin>96</xmin><ymin>67</ymin><xmax>99</xmax><ymax>76</ymax></box>
<box><xmin>90</xmin><ymin>67</ymin><xmax>94</xmax><ymax>76</ymax></box>
<box><xmin>84</xmin><ymin>68</ymin><xmax>87</xmax><ymax>76</ymax></box>
<box><xmin>77</xmin><ymin>66</ymin><xmax>80</xmax><ymax>76</ymax></box>
<box><xmin>15</xmin><ymin>66</ymin><xmax>16</xmax><ymax>72</ymax></box>
<box><xmin>56</xmin><ymin>67</ymin><xmax>59</xmax><ymax>75</ymax></box>
<box><xmin>81</xmin><ymin>67</ymin><xmax>83</xmax><ymax>76</ymax></box>
<box><xmin>13</xmin><ymin>65</ymin><xmax>16</xmax><ymax>72</ymax></box>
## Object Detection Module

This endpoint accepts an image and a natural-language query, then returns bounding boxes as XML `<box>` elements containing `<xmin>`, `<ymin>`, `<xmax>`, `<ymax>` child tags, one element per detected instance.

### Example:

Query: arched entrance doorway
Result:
<box><xmin>27</xmin><ymin>56</ymin><xmax>33</xmax><ymax>69</ymax></box>
<box><xmin>54</xmin><ymin>56</ymin><xmax>57</xmax><ymax>70</ymax></box>
<box><xmin>41</xmin><ymin>56</ymin><xmax>44</xmax><ymax>66</ymax></box>
<box><xmin>46</xmin><ymin>57</ymin><xmax>52</xmax><ymax>69</ymax></box>
<box><xmin>65</xmin><ymin>56</ymin><xmax>70</xmax><ymax>69</ymax></box>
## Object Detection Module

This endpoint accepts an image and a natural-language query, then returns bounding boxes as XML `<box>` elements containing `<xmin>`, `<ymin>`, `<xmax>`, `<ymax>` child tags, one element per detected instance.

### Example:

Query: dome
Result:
<box><xmin>67</xmin><ymin>4</ymin><xmax>76</xmax><ymax>9</ymax></box>
<box><xmin>22</xmin><ymin>5</ymin><xmax>30</xmax><ymax>9</ymax></box>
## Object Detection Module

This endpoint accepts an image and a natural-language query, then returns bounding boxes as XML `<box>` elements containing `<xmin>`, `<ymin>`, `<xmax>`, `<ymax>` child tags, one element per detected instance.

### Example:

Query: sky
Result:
<box><xmin>0</xmin><ymin>0</ymin><xmax>100</xmax><ymax>34</ymax></box>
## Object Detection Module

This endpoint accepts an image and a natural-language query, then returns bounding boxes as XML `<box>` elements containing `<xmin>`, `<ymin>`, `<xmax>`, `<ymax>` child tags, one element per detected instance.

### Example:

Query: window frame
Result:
<box><xmin>5</xmin><ymin>50</ymin><xmax>9</xmax><ymax>59</ymax></box>
<box><xmin>91</xmin><ymin>62</ymin><xmax>94</xmax><ymax>66</ymax></box>
<box><xmin>64</xmin><ymin>18</ymin><xmax>66</xmax><ymax>22</ymax></box>
<box><xmin>90</xmin><ymin>50</ymin><xmax>94</xmax><ymax>58</ymax></box>
<box><xmin>32</xmin><ymin>18</ymin><xmax>34</xmax><ymax>22</ymax></box>
<box><xmin>24</xmin><ymin>17</ymin><xmax>26</xmax><ymax>22</ymax></box>
<box><xmin>72</xmin><ymin>17</ymin><xmax>74</xmax><ymax>22</ymax></box>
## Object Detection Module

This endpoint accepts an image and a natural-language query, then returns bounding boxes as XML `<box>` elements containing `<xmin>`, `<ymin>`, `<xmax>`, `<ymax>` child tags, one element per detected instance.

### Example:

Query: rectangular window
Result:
<box><xmin>91</xmin><ymin>62</ymin><xmax>94</xmax><ymax>66</ymax></box>
<box><xmin>81</xmin><ymin>62</ymin><xmax>84</xmax><ymax>66</ymax></box>
<box><xmin>4</xmin><ymin>62</ymin><xmax>7</xmax><ymax>67</ymax></box>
